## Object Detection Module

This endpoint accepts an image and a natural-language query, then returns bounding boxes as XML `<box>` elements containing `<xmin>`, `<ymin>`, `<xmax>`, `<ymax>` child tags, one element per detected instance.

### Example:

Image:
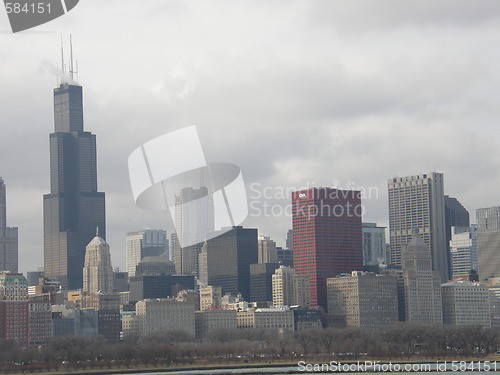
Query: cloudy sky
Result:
<box><xmin>2</xmin><ymin>0</ymin><xmax>500</xmax><ymax>273</ymax></box>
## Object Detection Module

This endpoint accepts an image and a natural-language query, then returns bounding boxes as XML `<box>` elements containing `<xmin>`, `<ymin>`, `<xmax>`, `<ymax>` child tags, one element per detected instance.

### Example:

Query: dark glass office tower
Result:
<box><xmin>198</xmin><ymin>226</ymin><xmax>258</xmax><ymax>301</ymax></box>
<box><xmin>43</xmin><ymin>83</ymin><xmax>106</xmax><ymax>290</ymax></box>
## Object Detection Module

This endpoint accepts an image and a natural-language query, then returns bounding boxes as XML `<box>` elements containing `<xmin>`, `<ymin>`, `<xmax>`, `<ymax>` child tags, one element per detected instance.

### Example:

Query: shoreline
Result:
<box><xmin>7</xmin><ymin>355</ymin><xmax>499</xmax><ymax>375</ymax></box>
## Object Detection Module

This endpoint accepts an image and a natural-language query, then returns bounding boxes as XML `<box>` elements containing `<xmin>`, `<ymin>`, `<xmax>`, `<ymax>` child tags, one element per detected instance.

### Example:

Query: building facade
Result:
<box><xmin>441</xmin><ymin>281</ymin><xmax>490</xmax><ymax>328</ymax></box>
<box><xmin>486</xmin><ymin>280</ymin><xmax>500</xmax><ymax>329</ymax></box>
<box><xmin>272</xmin><ymin>266</ymin><xmax>309</xmax><ymax>308</ymax></box>
<box><xmin>257</xmin><ymin>235</ymin><xmax>278</xmax><ymax>263</ymax></box>
<box><xmin>135</xmin><ymin>298</ymin><xmax>195</xmax><ymax>337</ymax></box>
<box><xmin>199</xmin><ymin>286</ymin><xmax>223</xmax><ymax>311</ymax></box>
<box><xmin>362</xmin><ymin>223</ymin><xmax>386</xmax><ymax>266</ymax></box>
<box><xmin>82</xmin><ymin>293</ymin><xmax>121</xmax><ymax>342</ymax></box>
<box><xmin>236</xmin><ymin>307</ymin><xmax>294</xmax><ymax>331</ymax></box>
<box><xmin>28</xmin><ymin>294</ymin><xmax>52</xmax><ymax>347</ymax></box>
<box><xmin>250</xmin><ymin>263</ymin><xmax>280</xmax><ymax>303</ymax></box>
<box><xmin>0</xmin><ymin>273</ymin><xmax>28</xmax><ymax>346</ymax></box>
<box><xmin>388</xmin><ymin>173</ymin><xmax>449</xmax><ymax>282</ymax></box>
<box><xmin>198</xmin><ymin>226</ymin><xmax>258</xmax><ymax>301</ymax></box>
<box><xmin>326</xmin><ymin>271</ymin><xmax>399</xmax><ymax>328</ymax></box>
<box><xmin>83</xmin><ymin>232</ymin><xmax>113</xmax><ymax>295</ymax></box>
<box><xmin>402</xmin><ymin>229</ymin><xmax>443</xmax><ymax>324</ymax></box>
<box><xmin>444</xmin><ymin>195</ymin><xmax>470</xmax><ymax>277</ymax></box>
<box><xmin>449</xmin><ymin>226</ymin><xmax>477</xmax><ymax>278</ymax></box>
<box><xmin>0</xmin><ymin>178</ymin><xmax>18</xmax><ymax>273</ymax></box>
<box><xmin>195</xmin><ymin>309</ymin><xmax>237</xmax><ymax>339</ymax></box>
<box><xmin>129</xmin><ymin>274</ymin><xmax>195</xmax><ymax>303</ymax></box>
<box><xmin>135</xmin><ymin>256</ymin><xmax>175</xmax><ymax>277</ymax></box>
<box><xmin>292</xmin><ymin>308</ymin><xmax>322</xmax><ymax>331</ymax></box>
<box><xmin>276</xmin><ymin>247</ymin><xmax>293</xmax><ymax>267</ymax></box>
<box><xmin>291</xmin><ymin>187</ymin><xmax>363</xmax><ymax>310</ymax></box>
<box><xmin>173</xmin><ymin>186</ymin><xmax>214</xmax><ymax>277</ymax></box>
<box><xmin>126</xmin><ymin>229</ymin><xmax>168</xmax><ymax>277</ymax></box>
<box><xmin>43</xmin><ymin>83</ymin><xmax>106</xmax><ymax>290</ymax></box>
<box><xmin>476</xmin><ymin>207</ymin><xmax>500</xmax><ymax>280</ymax></box>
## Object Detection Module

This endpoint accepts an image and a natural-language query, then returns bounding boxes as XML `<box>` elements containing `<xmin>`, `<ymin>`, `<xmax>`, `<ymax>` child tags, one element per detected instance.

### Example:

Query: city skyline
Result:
<box><xmin>2</xmin><ymin>1</ymin><xmax>500</xmax><ymax>273</ymax></box>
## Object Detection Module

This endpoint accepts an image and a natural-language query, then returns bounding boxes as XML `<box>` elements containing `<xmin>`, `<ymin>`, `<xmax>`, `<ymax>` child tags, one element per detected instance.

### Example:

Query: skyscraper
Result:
<box><xmin>198</xmin><ymin>226</ymin><xmax>258</xmax><ymax>301</ymax></box>
<box><xmin>361</xmin><ymin>222</ymin><xmax>386</xmax><ymax>266</ymax></box>
<box><xmin>125</xmin><ymin>229</ymin><xmax>168</xmax><ymax>277</ymax></box>
<box><xmin>444</xmin><ymin>196</ymin><xmax>470</xmax><ymax>235</ymax></box>
<box><xmin>292</xmin><ymin>187</ymin><xmax>363</xmax><ymax>310</ymax></box>
<box><xmin>388</xmin><ymin>173</ymin><xmax>448</xmax><ymax>282</ymax></box>
<box><xmin>83</xmin><ymin>230</ymin><xmax>113</xmax><ymax>295</ymax></box>
<box><xmin>250</xmin><ymin>262</ymin><xmax>280</xmax><ymax>303</ymax></box>
<box><xmin>449</xmin><ymin>225</ymin><xmax>477</xmax><ymax>278</ymax></box>
<box><xmin>173</xmin><ymin>187</ymin><xmax>214</xmax><ymax>277</ymax></box>
<box><xmin>402</xmin><ymin>229</ymin><xmax>443</xmax><ymax>324</ymax></box>
<box><xmin>0</xmin><ymin>178</ymin><xmax>18</xmax><ymax>273</ymax></box>
<box><xmin>476</xmin><ymin>206</ymin><xmax>500</xmax><ymax>280</ymax></box>
<box><xmin>272</xmin><ymin>265</ymin><xmax>309</xmax><ymax>308</ymax></box>
<box><xmin>43</xmin><ymin>83</ymin><xmax>106</xmax><ymax>290</ymax></box>
<box><xmin>257</xmin><ymin>235</ymin><xmax>277</xmax><ymax>263</ymax></box>
<box><xmin>444</xmin><ymin>195</ymin><xmax>470</xmax><ymax>277</ymax></box>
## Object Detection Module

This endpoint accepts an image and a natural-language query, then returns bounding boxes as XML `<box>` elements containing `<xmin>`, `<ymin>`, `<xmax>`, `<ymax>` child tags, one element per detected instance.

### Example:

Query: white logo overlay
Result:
<box><xmin>128</xmin><ymin>126</ymin><xmax>248</xmax><ymax>247</ymax></box>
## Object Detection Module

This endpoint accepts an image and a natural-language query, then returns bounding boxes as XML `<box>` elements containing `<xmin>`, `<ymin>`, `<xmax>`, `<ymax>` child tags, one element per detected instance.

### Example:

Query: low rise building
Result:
<box><xmin>195</xmin><ymin>309</ymin><xmax>237</xmax><ymax>339</ymax></box>
<box><xmin>0</xmin><ymin>273</ymin><xmax>29</xmax><ymax>346</ymax></box>
<box><xmin>135</xmin><ymin>298</ymin><xmax>195</xmax><ymax>337</ymax></box>
<box><xmin>292</xmin><ymin>308</ymin><xmax>323</xmax><ymax>331</ymax></box>
<box><xmin>82</xmin><ymin>293</ymin><xmax>121</xmax><ymax>343</ymax></box>
<box><xmin>441</xmin><ymin>281</ymin><xmax>491</xmax><ymax>328</ymax></box>
<box><xmin>200</xmin><ymin>286</ymin><xmax>222</xmax><ymax>311</ymax></box>
<box><xmin>28</xmin><ymin>293</ymin><xmax>52</xmax><ymax>346</ymax></box>
<box><xmin>236</xmin><ymin>307</ymin><xmax>294</xmax><ymax>331</ymax></box>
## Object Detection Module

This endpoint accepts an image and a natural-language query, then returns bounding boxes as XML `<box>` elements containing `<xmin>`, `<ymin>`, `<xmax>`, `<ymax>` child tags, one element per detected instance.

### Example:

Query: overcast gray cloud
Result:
<box><xmin>1</xmin><ymin>0</ymin><xmax>500</xmax><ymax>272</ymax></box>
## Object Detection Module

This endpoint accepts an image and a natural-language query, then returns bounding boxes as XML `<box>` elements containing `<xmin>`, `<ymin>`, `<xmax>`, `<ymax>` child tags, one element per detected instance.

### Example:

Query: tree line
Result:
<box><xmin>0</xmin><ymin>324</ymin><xmax>497</xmax><ymax>373</ymax></box>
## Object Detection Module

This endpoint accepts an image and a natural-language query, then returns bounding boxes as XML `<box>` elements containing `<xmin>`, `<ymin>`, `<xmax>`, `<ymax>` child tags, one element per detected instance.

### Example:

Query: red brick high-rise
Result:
<box><xmin>292</xmin><ymin>188</ymin><xmax>363</xmax><ymax>310</ymax></box>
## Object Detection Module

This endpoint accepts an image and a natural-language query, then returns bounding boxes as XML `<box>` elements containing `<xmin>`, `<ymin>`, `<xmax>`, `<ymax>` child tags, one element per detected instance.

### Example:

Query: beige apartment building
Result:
<box><xmin>441</xmin><ymin>281</ymin><xmax>491</xmax><ymax>328</ymax></box>
<box><xmin>199</xmin><ymin>286</ymin><xmax>222</xmax><ymax>311</ymax></box>
<box><xmin>236</xmin><ymin>307</ymin><xmax>294</xmax><ymax>331</ymax></box>
<box><xmin>272</xmin><ymin>266</ymin><xmax>309</xmax><ymax>308</ymax></box>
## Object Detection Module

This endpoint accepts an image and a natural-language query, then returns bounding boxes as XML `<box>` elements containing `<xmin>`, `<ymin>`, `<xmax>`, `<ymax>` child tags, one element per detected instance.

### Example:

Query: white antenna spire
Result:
<box><xmin>61</xmin><ymin>34</ymin><xmax>65</xmax><ymax>75</ymax></box>
<box><xmin>69</xmin><ymin>34</ymin><xmax>74</xmax><ymax>80</ymax></box>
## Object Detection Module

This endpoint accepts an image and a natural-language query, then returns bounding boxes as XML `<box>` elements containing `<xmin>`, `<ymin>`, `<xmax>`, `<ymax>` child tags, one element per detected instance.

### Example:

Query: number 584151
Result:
<box><xmin>5</xmin><ymin>2</ymin><xmax>52</xmax><ymax>14</ymax></box>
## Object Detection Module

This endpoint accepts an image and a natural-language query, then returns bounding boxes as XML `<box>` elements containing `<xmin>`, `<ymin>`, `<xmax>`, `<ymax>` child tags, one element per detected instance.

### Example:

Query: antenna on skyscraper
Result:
<box><xmin>59</xmin><ymin>34</ymin><xmax>65</xmax><ymax>85</ymax></box>
<box><xmin>61</xmin><ymin>35</ymin><xmax>65</xmax><ymax>72</ymax></box>
<box><xmin>69</xmin><ymin>34</ymin><xmax>76</xmax><ymax>80</ymax></box>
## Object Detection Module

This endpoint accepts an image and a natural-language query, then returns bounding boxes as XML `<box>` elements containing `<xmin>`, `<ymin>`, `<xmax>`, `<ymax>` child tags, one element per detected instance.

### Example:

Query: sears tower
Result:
<box><xmin>43</xmin><ymin>82</ymin><xmax>106</xmax><ymax>290</ymax></box>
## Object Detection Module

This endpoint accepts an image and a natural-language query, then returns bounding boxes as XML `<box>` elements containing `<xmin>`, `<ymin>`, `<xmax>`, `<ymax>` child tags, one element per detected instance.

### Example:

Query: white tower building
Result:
<box><xmin>83</xmin><ymin>229</ymin><xmax>113</xmax><ymax>294</ymax></box>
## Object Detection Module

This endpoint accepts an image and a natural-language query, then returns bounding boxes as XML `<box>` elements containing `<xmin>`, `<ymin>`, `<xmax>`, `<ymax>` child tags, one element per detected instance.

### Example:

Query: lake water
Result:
<box><xmin>117</xmin><ymin>360</ymin><xmax>498</xmax><ymax>375</ymax></box>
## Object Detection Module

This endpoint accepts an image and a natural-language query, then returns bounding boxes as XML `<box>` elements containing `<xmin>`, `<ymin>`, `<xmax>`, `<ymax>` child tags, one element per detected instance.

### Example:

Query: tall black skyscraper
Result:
<box><xmin>43</xmin><ymin>83</ymin><xmax>106</xmax><ymax>290</ymax></box>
